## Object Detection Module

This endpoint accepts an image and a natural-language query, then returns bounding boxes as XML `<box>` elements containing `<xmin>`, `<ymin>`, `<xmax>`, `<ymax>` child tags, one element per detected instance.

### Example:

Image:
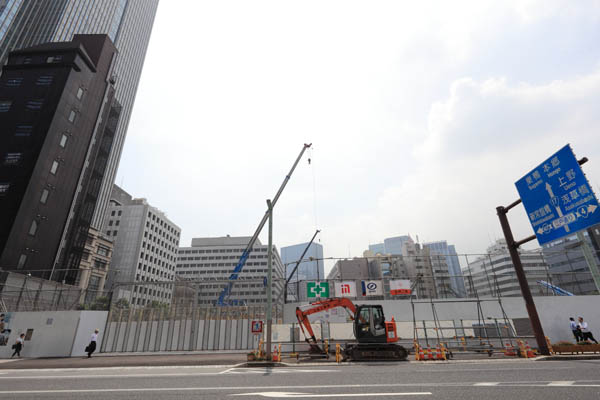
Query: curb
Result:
<box><xmin>535</xmin><ymin>355</ymin><xmax>600</xmax><ymax>361</ymax></box>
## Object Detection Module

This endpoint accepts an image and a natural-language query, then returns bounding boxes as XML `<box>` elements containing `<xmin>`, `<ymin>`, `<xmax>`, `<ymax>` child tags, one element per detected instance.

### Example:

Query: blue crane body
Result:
<box><xmin>217</xmin><ymin>143</ymin><xmax>312</xmax><ymax>306</ymax></box>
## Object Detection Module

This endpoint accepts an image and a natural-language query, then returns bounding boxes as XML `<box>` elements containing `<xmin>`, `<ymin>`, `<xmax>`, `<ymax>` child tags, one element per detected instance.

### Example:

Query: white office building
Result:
<box><xmin>176</xmin><ymin>236</ymin><xmax>285</xmax><ymax>306</ymax></box>
<box><xmin>464</xmin><ymin>239</ymin><xmax>550</xmax><ymax>297</ymax></box>
<box><xmin>103</xmin><ymin>185</ymin><xmax>181</xmax><ymax>307</ymax></box>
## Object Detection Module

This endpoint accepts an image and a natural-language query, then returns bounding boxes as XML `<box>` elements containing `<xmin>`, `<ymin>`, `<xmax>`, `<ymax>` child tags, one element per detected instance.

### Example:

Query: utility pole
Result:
<box><xmin>266</xmin><ymin>199</ymin><xmax>273</xmax><ymax>361</ymax></box>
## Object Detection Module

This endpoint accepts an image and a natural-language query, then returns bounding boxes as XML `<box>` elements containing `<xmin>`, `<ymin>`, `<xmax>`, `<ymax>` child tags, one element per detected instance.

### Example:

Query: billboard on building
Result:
<box><xmin>390</xmin><ymin>280</ymin><xmax>411</xmax><ymax>295</ymax></box>
<box><xmin>335</xmin><ymin>281</ymin><xmax>357</xmax><ymax>297</ymax></box>
<box><xmin>361</xmin><ymin>280</ymin><xmax>383</xmax><ymax>296</ymax></box>
<box><xmin>306</xmin><ymin>281</ymin><xmax>330</xmax><ymax>298</ymax></box>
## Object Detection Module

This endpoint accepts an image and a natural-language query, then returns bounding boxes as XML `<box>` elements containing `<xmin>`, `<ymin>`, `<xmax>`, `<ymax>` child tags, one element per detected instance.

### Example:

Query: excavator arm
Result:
<box><xmin>295</xmin><ymin>297</ymin><xmax>357</xmax><ymax>353</ymax></box>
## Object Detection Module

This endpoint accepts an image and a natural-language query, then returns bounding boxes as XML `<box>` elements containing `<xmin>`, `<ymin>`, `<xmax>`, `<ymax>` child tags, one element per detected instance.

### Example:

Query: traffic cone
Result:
<box><xmin>436</xmin><ymin>344</ymin><xmax>444</xmax><ymax>360</ymax></box>
<box><xmin>417</xmin><ymin>345</ymin><xmax>425</xmax><ymax>361</ymax></box>
<box><xmin>525</xmin><ymin>341</ymin><xmax>534</xmax><ymax>358</ymax></box>
<box><xmin>504</xmin><ymin>342</ymin><xmax>516</xmax><ymax>356</ymax></box>
<box><xmin>428</xmin><ymin>346</ymin><xmax>434</xmax><ymax>360</ymax></box>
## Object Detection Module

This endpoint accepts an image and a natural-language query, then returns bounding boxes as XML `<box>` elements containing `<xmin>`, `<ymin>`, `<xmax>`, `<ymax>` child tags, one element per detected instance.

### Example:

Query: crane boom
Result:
<box><xmin>217</xmin><ymin>143</ymin><xmax>313</xmax><ymax>306</ymax></box>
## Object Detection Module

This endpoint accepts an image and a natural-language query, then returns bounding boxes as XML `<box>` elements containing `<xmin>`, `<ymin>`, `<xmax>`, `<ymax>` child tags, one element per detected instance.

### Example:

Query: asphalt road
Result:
<box><xmin>1</xmin><ymin>359</ymin><xmax>600</xmax><ymax>399</ymax></box>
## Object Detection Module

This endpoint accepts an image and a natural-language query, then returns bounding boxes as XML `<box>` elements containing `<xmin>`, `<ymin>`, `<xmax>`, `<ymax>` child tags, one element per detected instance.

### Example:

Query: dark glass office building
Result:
<box><xmin>0</xmin><ymin>0</ymin><xmax>159</xmax><ymax>231</ymax></box>
<box><xmin>0</xmin><ymin>34</ymin><xmax>119</xmax><ymax>284</ymax></box>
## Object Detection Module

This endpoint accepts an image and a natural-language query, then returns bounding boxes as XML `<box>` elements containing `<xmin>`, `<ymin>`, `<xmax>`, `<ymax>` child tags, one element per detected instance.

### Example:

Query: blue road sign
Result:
<box><xmin>515</xmin><ymin>144</ymin><xmax>600</xmax><ymax>245</ymax></box>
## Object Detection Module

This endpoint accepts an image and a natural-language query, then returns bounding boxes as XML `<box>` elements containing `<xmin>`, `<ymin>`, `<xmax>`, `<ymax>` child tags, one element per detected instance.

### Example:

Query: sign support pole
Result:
<box><xmin>496</xmin><ymin>204</ymin><xmax>550</xmax><ymax>355</ymax></box>
<box><xmin>266</xmin><ymin>199</ymin><xmax>273</xmax><ymax>361</ymax></box>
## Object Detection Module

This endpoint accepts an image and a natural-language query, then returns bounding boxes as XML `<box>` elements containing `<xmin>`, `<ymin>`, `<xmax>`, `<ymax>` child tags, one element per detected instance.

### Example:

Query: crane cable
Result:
<box><xmin>309</xmin><ymin>146</ymin><xmax>319</xmax><ymax>241</ymax></box>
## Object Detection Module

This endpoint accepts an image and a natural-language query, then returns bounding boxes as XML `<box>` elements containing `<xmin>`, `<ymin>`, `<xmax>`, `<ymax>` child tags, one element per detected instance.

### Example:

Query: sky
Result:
<box><xmin>116</xmin><ymin>0</ymin><xmax>600</xmax><ymax>274</ymax></box>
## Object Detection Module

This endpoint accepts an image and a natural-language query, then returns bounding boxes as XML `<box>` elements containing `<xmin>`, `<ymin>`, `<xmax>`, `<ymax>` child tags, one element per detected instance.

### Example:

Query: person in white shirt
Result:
<box><xmin>578</xmin><ymin>317</ymin><xmax>598</xmax><ymax>344</ymax></box>
<box><xmin>11</xmin><ymin>333</ymin><xmax>25</xmax><ymax>358</ymax></box>
<box><xmin>86</xmin><ymin>329</ymin><xmax>99</xmax><ymax>358</ymax></box>
<box><xmin>570</xmin><ymin>317</ymin><xmax>583</xmax><ymax>342</ymax></box>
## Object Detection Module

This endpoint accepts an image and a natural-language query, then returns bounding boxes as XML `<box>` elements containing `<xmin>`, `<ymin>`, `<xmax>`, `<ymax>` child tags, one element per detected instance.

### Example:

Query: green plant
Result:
<box><xmin>113</xmin><ymin>298</ymin><xmax>130</xmax><ymax>309</ymax></box>
<box><xmin>90</xmin><ymin>296</ymin><xmax>110</xmax><ymax>310</ymax></box>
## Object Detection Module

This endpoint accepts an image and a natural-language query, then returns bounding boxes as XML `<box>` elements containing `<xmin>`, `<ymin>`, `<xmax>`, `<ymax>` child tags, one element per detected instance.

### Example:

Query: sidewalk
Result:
<box><xmin>0</xmin><ymin>352</ymin><xmax>247</xmax><ymax>370</ymax></box>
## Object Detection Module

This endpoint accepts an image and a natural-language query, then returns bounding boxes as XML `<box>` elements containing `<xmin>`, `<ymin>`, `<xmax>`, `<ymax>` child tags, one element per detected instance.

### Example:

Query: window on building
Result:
<box><xmin>93</xmin><ymin>259</ymin><xmax>107</xmax><ymax>269</ymax></box>
<box><xmin>15</xmin><ymin>125</ymin><xmax>33</xmax><ymax>137</ymax></box>
<box><xmin>115</xmin><ymin>220</ymin><xmax>119</xmax><ymax>226</ymax></box>
<box><xmin>118</xmin><ymin>210</ymin><xmax>122</xmax><ymax>216</ymax></box>
<box><xmin>23</xmin><ymin>57</ymin><xmax>32</xmax><ymax>64</ymax></box>
<box><xmin>36</xmin><ymin>75</ymin><xmax>54</xmax><ymax>86</ymax></box>
<box><xmin>40</xmin><ymin>188</ymin><xmax>49</xmax><ymax>204</ymax></box>
<box><xmin>5</xmin><ymin>78</ymin><xmax>23</xmax><ymax>87</ymax></box>
<box><xmin>0</xmin><ymin>100</ymin><xmax>12</xmax><ymax>112</ymax></box>
<box><xmin>46</xmin><ymin>55</ymin><xmax>62</xmax><ymax>63</ymax></box>
<box><xmin>28</xmin><ymin>220</ymin><xmax>38</xmax><ymax>236</ymax></box>
<box><xmin>50</xmin><ymin>161</ymin><xmax>59</xmax><ymax>175</ymax></box>
<box><xmin>59</xmin><ymin>134</ymin><xmax>68</xmax><ymax>148</ymax></box>
<box><xmin>97</xmin><ymin>246</ymin><xmax>110</xmax><ymax>257</ymax></box>
<box><xmin>3</xmin><ymin>152</ymin><xmax>22</xmax><ymax>165</ymax></box>
<box><xmin>76</xmin><ymin>87</ymin><xmax>84</xmax><ymax>100</ymax></box>
<box><xmin>17</xmin><ymin>254</ymin><xmax>27</xmax><ymax>269</ymax></box>
<box><xmin>111</xmin><ymin>210</ymin><xmax>115</xmax><ymax>216</ymax></box>
<box><xmin>25</xmin><ymin>99</ymin><xmax>44</xmax><ymax>110</ymax></box>
<box><xmin>68</xmin><ymin>110</ymin><xmax>76</xmax><ymax>123</ymax></box>
<box><xmin>0</xmin><ymin>183</ymin><xmax>9</xmax><ymax>196</ymax></box>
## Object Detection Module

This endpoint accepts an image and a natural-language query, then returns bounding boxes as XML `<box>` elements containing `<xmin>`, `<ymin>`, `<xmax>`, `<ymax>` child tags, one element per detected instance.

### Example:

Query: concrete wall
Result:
<box><xmin>0</xmin><ymin>311</ymin><xmax>107</xmax><ymax>358</ymax></box>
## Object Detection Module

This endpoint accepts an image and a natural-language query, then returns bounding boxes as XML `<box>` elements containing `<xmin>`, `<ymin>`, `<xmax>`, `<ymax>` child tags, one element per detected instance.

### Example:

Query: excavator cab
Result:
<box><xmin>353</xmin><ymin>305</ymin><xmax>398</xmax><ymax>344</ymax></box>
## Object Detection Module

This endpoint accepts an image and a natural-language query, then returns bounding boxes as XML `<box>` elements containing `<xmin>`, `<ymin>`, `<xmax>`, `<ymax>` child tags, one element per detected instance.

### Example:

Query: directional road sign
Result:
<box><xmin>515</xmin><ymin>144</ymin><xmax>600</xmax><ymax>245</ymax></box>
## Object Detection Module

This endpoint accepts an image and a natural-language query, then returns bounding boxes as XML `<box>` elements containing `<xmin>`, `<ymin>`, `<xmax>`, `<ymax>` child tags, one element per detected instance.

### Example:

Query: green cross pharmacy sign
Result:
<box><xmin>307</xmin><ymin>282</ymin><xmax>330</xmax><ymax>298</ymax></box>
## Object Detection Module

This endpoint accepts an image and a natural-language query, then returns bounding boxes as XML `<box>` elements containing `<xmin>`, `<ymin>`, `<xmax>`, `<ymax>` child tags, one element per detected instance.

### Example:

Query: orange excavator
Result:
<box><xmin>295</xmin><ymin>297</ymin><xmax>408</xmax><ymax>361</ymax></box>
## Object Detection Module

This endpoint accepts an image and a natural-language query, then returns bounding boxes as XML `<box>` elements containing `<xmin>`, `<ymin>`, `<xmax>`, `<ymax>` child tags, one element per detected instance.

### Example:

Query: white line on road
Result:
<box><xmin>473</xmin><ymin>383</ymin><xmax>499</xmax><ymax>386</ymax></box>
<box><xmin>0</xmin><ymin>368</ymin><xmax>339</xmax><ymax>380</ymax></box>
<box><xmin>232</xmin><ymin>392</ymin><xmax>432</xmax><ymax>398</ymax></box>
<box><xmin>2</xmin><ymin>382</ymin><xmax>600</xmax><ymax>395</ymax></box>
<box><xmin>547</xmin><ymin>381</ymin><xmax>575</xmax><ymax>386</ymax></box>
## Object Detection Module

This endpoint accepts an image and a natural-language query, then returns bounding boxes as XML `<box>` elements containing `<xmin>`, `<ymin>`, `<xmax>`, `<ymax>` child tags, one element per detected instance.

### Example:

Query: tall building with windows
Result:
<box><xmin>542</xmin><ymin>225</ymin><xmax>600</xmax><ymax>295</ymax></box>
<box><xmin>103</xmin><ymin>184</ymin><xmax>181</xmax><ymax>307</ymax></box>
<box><xmin>0</xmin><ymin>0</ymin><xmax>159</xmax><ymax>231</ymax></box>
<box><xmin>176</xmin><ymin>236</ymin><xmax>286</xmax><ymax>306</ymax></box>
<box><xmin>423</xmin><ymin>240</ymin><xmax>466</xmax><ymax>297</ymax></box>
<box><xmin>0</xmin><ymin>34</ymin><xmax>119</xmax><ymax>285</ymax></box>
<box><xmin>464</xmin><ymin>239</ymin><xmax>551</xmax><ymax>297</ymax></box>
<box><xmin>281</xmin><ymin>242</ymin><xmax>324</xmax><ymax>282</ymax></box>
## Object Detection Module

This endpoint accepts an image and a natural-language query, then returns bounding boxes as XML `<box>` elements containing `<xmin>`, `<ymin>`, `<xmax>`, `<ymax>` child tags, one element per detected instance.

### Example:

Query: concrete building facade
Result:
<box><xmin>464</xmin><ymin>239</ymin><xmax>551</xmax><ymax>297</ymax></box>
<box><xmin>176</xmin><ymin>236</ymin><xmax>285</xmax><ymax>306</ymax></box>
<box><xmin>542</xmin><ymin>225</ymin><xmax>600</xmax><ymax>295</ymax></box>
<box><xmin>103</xmin><ymin>185</ymin><xmax>181</xmax><ymax>307</ymax></box>
<box><xmin>423</xmin><ymin>240</ymin><xmax>466</xmax><ymax>297</ymax></box>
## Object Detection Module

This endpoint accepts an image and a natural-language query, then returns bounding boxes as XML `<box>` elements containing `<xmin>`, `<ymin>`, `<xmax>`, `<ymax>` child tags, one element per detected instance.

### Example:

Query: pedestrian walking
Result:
<box><xmin>570</xmin><ymin>317</ymin><xmax>583</xmax><ymax>342</ymax></box>
<box><xmin>11</xmin><ymin>333</ymin><xmax>25</xmax><ymax>358</ymax></box>
<box><xmin>578</xmin><ymin>317</ymin><xmax>598</xmax><ymax>344</ymax></box>
<box><xmin>85</xmin><ymin>329</ymin><xmax>99</xmax><ymax>358</ymax></box>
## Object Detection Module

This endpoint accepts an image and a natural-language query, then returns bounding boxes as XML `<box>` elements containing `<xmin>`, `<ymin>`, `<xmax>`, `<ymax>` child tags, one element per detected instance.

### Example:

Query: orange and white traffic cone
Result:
<box><xmin>504</xmin><ymin>342</ymin><xmax>516</xmax><ymax>356</ymax></box>
<box><xmin>428</xmin><ymin>346</ymin><xmax>434</xmax><ymax>360</ymax></box>
<box><xmin>525</xmin><ymin>342</ymin><xmax>535</xmax><ymax>358</ymax></box>
<box><xmin>436</xmin><ymin>344</ymin><xmax>444</xmax><ymax>360</ymax></box>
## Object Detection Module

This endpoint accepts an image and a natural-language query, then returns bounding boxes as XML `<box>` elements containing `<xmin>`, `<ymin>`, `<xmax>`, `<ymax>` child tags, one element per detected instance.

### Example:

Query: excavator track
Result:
<box><xmin>344</xmin><ymin>343</ymin><xmax>408</xmax><ymax>361</ymax></box>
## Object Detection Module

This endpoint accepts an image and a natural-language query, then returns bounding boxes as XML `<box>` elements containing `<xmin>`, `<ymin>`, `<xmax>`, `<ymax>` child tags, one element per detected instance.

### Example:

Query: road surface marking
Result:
<box><xmin>232</xmin><ymin>392</ymin><xmax>432</xmax><ymax>397</ymax></box>
<box><xmin>473</xmin><ymin>383</ymin><xmax>498</xmax><ymax>386</ymax></box>
<box><xmin>0</xmin><ymin>368</ymin><xmax>338</xmax><ymax>380</ymax></box>
<box><xmin>1</xmin><ymin>381</ymin><xmax>600</xmax><ymax>394</ymax></box>
<box><xmin>547</xmin><ymin>381</ymin><xmax>575</xmax><ymax>386</ymax></box>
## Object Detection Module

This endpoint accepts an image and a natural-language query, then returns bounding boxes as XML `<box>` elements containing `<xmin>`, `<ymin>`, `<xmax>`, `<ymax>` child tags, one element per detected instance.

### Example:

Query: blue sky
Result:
<box><xmin>116</xmin><ymin>1</ymin><xmax>600</xmax><ymax>272</ymax></box>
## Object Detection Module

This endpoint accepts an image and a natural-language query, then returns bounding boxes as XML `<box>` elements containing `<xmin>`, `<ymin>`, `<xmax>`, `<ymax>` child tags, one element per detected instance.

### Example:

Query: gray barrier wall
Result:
<box><xmin>0</xmin><ymin>311</ymin><xmax>107</xmax><ymax>358</ymax></box>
